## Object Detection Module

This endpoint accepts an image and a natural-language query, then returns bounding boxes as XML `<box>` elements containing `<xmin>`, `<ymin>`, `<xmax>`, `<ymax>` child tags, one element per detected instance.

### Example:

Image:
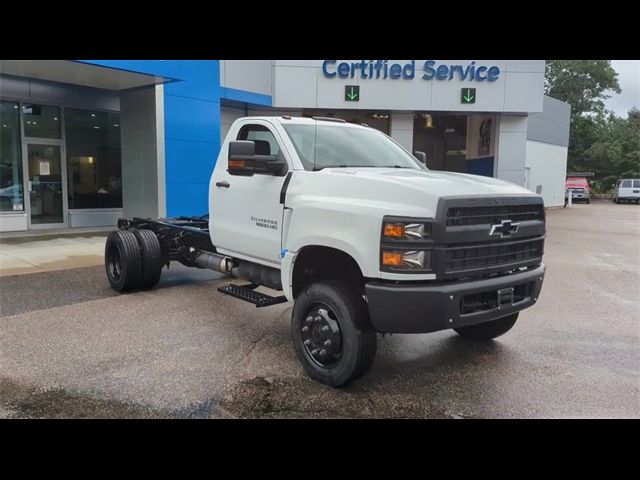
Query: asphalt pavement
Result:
<box><xmin>0</xmin><ymin>201</ymin><xmax>638</xmax><ymax>418</ymax></box>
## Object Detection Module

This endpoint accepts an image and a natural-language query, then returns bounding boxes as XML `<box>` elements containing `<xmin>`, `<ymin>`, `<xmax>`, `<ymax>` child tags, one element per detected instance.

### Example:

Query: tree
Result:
<box><xmin>545</xmin><ymin>60</ymin><xmax>621</xmax><ymax>120</ymax></box>
<box><xmin>582</xmin><ymin>108</ymin><xmax>640</xmax><ymax>191</ymax></box>
<box><xmin>544</xmin><ymin>60</ymin><xmax>623</xmax><ymax>180</ymax></box>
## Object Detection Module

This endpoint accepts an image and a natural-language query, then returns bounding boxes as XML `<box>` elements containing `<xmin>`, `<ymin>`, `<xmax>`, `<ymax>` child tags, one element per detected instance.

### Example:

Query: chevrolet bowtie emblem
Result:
<box><xmin>489</xmin><ymin>219</ymin><xmax>519</xmax><ymax>238</ymax></box>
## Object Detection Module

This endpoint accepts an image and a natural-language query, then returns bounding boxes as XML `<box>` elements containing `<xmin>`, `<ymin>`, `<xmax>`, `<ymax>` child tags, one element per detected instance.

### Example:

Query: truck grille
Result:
<box><xmin>446</xmin><ymin>204</ymin><xmax>544</xmax><ymax>226</ymax></box>
<box><xmin>444</xmin><ymin>237</ymin><xmax>544</xmax><ymax>274</ymax></box>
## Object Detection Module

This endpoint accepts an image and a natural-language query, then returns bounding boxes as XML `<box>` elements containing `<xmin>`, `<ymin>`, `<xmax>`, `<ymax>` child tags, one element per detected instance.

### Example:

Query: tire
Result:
<box><xmin>105</xmin><ymin>230</ymin><xmax>143</xmax><ymax>292</ymax></box>
<box><xmin>586</xmin><ymin>199</ymin><xmax>591</xmax><ymax>204</ymax></box>
<box><xmin>291</xmin><ymin>280</ymin><xmax>377</xmax><ymax>388</ymax></box>
<box><xmin>132</xmin><ymin>229</ymin><xmax>164</xmax><ymax>290</ymax></box>
<box><xmin>454</xmin><ymin>312</ymin><xmax>519</xmax><ymax>341</ymax></box>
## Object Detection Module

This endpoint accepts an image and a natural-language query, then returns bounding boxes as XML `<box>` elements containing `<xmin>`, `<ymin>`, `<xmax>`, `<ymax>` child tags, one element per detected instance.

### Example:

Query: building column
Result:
<box><xmin>390</xmin><ymin>112</ymin><xmax>414</xmax><ymax>152</ymax></box>
<box><xmin>120</xmin><ymin>85</ymin><xmax>166</xmax><ymax>219</ymax></box>
<box><xmin>495</xmin><ymin>115</ymin><xmax>528</xmax><ymax>186</ymax></box>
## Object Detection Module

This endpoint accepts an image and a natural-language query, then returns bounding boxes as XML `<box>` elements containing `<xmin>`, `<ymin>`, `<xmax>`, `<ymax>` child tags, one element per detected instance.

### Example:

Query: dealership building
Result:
<box><xmin>0</xmin><ymin>60</ymin><xmax>570</xmax><ymax>232</ymax></box>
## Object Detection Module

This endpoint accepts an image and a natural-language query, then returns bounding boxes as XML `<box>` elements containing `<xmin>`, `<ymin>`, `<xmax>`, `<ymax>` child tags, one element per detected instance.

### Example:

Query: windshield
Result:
<box><xmin>282</xmin><ymin>123</ymin><xmax>425</xmax><ymax>171</ymax></box>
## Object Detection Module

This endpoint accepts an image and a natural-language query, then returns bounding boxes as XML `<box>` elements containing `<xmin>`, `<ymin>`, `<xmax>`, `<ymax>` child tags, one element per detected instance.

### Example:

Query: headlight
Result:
<box><xmin>380</xmin><ymin>216</ymin><xmax>434</xmax><ymax>273</ymax></box>
<box><xmin>381</xmin><ymin>250</ymin><xmax>430</xmax><ymax>269</ymax></box>
<box><xmin>383</xmin><ymin>221</ymin><xmax>431</xmax><ymax>241</ymax></box>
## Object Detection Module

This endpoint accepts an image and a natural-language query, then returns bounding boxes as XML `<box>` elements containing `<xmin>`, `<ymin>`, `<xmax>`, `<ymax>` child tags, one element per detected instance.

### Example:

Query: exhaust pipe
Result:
<box><xmin>193</xmin><ymin>251</ymin><xmax>233</xmax><ymax>274</ymax></box>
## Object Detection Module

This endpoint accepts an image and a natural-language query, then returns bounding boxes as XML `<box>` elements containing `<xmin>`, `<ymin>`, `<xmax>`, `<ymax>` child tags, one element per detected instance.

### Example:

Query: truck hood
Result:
<box><xmin>321</xmin><ymin>167</ymin><xmax>533</xmax><ymax>197</ymax></box>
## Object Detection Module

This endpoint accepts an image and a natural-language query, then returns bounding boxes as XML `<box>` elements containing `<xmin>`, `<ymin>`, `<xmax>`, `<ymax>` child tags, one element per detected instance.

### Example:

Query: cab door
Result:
<box><xmin>211</xmin><ymin>120</ymin><xmax>290</xmax><ymax>267</ymax></box>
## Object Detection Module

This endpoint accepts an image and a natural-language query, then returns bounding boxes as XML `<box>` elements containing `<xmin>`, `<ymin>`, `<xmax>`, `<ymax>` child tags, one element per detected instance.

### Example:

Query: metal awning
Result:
<box><xmin>0</xmin><ymin>60</ymin><xmax>173</xmax><ymax>91</ymax></box>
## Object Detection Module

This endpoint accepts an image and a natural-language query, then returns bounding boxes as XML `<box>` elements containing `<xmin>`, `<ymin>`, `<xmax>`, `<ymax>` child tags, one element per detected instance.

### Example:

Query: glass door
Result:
<box><xmin>26</xmin><ymin>143</ymin><xmax>66</xmax><ymax>227</ymax></box>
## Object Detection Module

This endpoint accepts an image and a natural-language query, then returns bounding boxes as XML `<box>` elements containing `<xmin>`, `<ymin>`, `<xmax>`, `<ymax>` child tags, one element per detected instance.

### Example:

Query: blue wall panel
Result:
<box><xmin>164</xmin><ymin>95</ymin><xmax>220</xmax><ymax>143</ymax></box>
<box><xmin>466</xmin><ymin>156</ymin><xmax>495</xmax><ymax>177</ymax></box>
<box><xmin>165</xmin><ymin>139</ymin><xmax>219</xmax><ymax>185</ymax></box>
<box><xmin>221</xmin><ymin>87</ymin><xmax>272</xmax><ymax>106</ymax></box>
<box><xmin>166</xmin><ymin>181</ymin><xmax>210</xmax><ymax>218</ymax></box>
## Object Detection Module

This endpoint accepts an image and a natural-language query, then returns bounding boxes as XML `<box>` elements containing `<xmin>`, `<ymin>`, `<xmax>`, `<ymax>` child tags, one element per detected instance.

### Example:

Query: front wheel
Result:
<box><xmin>291</xmin><ymin>280</ymin><xmax>377</xmax><ymax>388</ymax></box>
<box><xmin>454</xmin><ymin>313</ymin><xmax>519</xmax><ymax>341</ymax></box>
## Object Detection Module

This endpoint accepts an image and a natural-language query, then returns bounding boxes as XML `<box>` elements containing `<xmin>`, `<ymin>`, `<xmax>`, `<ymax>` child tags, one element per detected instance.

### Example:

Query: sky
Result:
<box><xmin>604</xmin><ymin>60</ymin><xmax>640</xmax><ymax>118</ymax></box>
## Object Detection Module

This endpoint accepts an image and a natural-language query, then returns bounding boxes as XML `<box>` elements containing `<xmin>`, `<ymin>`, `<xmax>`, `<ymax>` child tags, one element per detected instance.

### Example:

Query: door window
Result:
<box><xmin>633</xmin><ymin>180</ymin><xmax>640</xmax><ymax>188</ymax></box>
<box><xmin>237</xmin><ymin>124</ymin><xmax>281</xmax><ymax>156</ymax></box>
<box><xmin>622</xmin><ymin>180</ymin><xmax>632</xmax><ymax>188</ymax></box>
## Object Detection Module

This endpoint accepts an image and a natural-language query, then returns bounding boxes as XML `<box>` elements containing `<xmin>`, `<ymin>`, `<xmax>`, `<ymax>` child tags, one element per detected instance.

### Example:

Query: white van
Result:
<box><xmin>613</xmin><ymin>179</ymin><xmax>640</xmax><ymax>204</ymax></box>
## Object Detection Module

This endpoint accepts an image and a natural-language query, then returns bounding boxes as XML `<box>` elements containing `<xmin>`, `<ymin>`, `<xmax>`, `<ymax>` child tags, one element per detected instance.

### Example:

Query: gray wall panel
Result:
<box><xmin>265</xmin><ymin>60</ymin><xmax>545</xmax><ymax>113</ymax></box>
<box><xmin>120</xmin><ymin>86</ymin><xmax>163</xmax><ymax>218</ymax></box>
<box><xmin>527</xmin><ymin>95</ymin><xmax>571</xmax><ymax>147</ymax></box>
<box><xmin>220</xmin><ymin>61</ymin><xmax>272</xmax><ymax>96</ymax></box>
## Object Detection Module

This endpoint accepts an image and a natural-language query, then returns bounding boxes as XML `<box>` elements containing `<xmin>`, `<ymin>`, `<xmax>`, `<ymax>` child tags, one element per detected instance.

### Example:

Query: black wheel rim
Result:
<box><xmin>107</xmin><ymin>243</ymin><xmax>122</xmax><ymax>281</ymax></box>
<box><xmin>301</xmin><ymin>301</ymin><xmax>343</xmax><ymax>368</ymax></box>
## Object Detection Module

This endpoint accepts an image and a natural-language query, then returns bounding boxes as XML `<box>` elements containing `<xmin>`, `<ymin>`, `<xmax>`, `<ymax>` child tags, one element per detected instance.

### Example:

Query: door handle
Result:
<box><xmin>216</xmin><ymin>181</ymin><xmax>230</xmax><ymax>188</ymax></box>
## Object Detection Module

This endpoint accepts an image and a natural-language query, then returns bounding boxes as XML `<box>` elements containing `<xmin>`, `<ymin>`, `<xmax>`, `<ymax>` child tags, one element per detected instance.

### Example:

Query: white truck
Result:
<box><xmin>105</xmin><ymin>116</ymin><xmax>546</xmax><ymax>387</ymax></box>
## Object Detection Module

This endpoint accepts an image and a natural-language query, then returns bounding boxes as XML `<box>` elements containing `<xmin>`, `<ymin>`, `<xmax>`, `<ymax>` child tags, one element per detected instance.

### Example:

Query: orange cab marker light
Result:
<box><xmin>229</xmin><ymin>159</ymin><xmax>246</xmax><ymax>169</ymax></box>
<box><xmin>382</xmin><ymin>251</ymin><xmax>403</xmax><ymax>266</ymax></box>
<box><xmin>384</xmin><ymin>224</ymin><xmax>405</xmax><ymax>238</ymax></box>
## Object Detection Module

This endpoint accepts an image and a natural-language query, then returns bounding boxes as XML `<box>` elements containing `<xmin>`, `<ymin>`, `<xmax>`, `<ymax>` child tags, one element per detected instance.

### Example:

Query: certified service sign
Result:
<box><xmin>322</xmin><ymin>60</ymin><xmax>501</xmax><ymax>82</ymax></box>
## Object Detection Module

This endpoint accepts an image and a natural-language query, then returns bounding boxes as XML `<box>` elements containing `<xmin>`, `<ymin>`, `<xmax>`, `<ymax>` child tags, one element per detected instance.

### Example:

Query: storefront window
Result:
<box><xmin>0</xmin><ymin>101</ymin><xmax>24</xmax><ymax>212</ymax></box>
<box><xmin>22</xmin><ymin>104</ymin><xmax>61</xmax><ymax>138</ymax></box>
<box><xmin>65</xmin><ymin>108</ymin><xmax>122</xmax><ymax>209</ymax></box>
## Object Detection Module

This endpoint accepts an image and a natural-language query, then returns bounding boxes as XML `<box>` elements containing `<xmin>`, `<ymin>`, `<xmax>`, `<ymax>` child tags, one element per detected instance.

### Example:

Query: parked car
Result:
<box><xmin>565</xmin><ymin>177</ymin><xmax>591</xmax><ymax>204</ymax></box>
<box><xmin>613</xmin><ymin>179</ymin><xmax>640</xmax><ymax>204</ymax></box>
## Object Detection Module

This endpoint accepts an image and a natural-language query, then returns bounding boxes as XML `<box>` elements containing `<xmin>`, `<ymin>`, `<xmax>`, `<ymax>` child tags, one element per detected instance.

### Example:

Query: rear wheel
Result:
<box><xmin>454</xmin><ymin>313</ymin><xmax>518</xmax><ymax>341</ymax></box>
<box><xmin>105</xmin><ymin>230</ymin><xmax>142</xmax><ymax>292</ymax></box>
<box><xmin>132</xmin><ymin>229</ymin><xmax>164</xmax><ymax>290</ymax></box>
<box><xmin>291</xmin><ymin>280</ymin><xmax>377</xmax><ymax>388</ymax></box>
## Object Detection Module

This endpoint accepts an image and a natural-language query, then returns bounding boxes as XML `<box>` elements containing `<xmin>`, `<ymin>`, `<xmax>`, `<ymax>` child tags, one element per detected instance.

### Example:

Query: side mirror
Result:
<box><xmin>228</xmin><ymin>141</ymin><xmax>287</xmax><ymax>176</ymax></box>
<box><xmin>228</xmin><ymin>141</ymin><xmax>256</xmax><ymax>176</ymax></box>
<box><xmin>414</xmin><ymin>151</ymin><xmax>427</xmax><ymax>165</ymax></box>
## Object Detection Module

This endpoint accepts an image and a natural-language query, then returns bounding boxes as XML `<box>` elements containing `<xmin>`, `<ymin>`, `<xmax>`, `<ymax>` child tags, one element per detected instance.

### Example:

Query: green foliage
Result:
<box><xmin>545</xmin><ymin>61</ymin><xmax>637</xmax><ymax>189</ymax></box>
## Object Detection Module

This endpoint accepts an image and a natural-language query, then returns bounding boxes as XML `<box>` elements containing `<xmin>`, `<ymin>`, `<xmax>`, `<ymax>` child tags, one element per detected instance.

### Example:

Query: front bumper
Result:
<box><xmin>365</xmin><ymin>264</ymin><xmax>545</xmax><ymax>334</ymax></box>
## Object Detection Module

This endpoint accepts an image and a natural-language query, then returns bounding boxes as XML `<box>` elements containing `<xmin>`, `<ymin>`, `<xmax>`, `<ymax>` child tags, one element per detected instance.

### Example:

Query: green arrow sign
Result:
<box><xmin>345</xmin><ymin>85</ymin><xmax>360</xmax><ymax>102</ymax></box>
<box><xmin>461</xmin><ymin>88</ymin><xmax>476</xmax><ymax>104</ymax></box>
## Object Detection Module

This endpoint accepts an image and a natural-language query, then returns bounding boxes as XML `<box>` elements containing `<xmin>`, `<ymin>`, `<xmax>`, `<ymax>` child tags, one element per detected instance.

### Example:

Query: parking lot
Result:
<box><xmin>0</xmin><ymin>201</ymin><xmax>638</xmax><ymax>418</ymax></box>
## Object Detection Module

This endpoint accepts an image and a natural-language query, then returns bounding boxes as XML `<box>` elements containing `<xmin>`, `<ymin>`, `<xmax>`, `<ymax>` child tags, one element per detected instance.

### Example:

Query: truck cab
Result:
<box><xmin>565</xmin><ymin>176</ymin><xmax>591</xmax><ymax>204</ymax></box>
<box><xmin>106</xmin><ymin>116</ymin><xmax>546</xmax><ymax>387</ymax></box>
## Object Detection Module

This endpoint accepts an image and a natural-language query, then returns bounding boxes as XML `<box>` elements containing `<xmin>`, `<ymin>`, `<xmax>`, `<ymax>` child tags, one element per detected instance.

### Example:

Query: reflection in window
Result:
<box><xmin>65</xmin><ymin>108</ymin><xmax>122</xmax><ymax>209</ymax></box>
<box><xmin>0</xmin><ymin>101</ymin><xmax>24</xmax><ymax>212</ymax></box>
<box><xmin>22</xmin><ymin>104</ymin><xmax>61</xmax><ymax>138</ymax></box>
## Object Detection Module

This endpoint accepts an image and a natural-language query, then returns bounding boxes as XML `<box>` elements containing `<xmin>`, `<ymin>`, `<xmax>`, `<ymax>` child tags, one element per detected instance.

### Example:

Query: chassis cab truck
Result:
<box><xmin>105</xmin><ymin>116</ymin><xmax>546</xmax><ymax>387</ymax></box>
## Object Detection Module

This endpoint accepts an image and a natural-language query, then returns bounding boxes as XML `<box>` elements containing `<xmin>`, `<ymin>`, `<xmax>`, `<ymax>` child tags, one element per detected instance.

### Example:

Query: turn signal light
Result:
<box><xmin>228</xmin><ymin>159</ymin><xmax>246</xmax><ymax>169</ymax></box>
<box><xmin>383</xmin><ymin>224</ymin><xmax>405</xmax><ymax>238</ymax></box>
<box><xmin>382</xmin><ymin>251</ymin><xmax>403</xmax><ymax>266</ymax></box>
